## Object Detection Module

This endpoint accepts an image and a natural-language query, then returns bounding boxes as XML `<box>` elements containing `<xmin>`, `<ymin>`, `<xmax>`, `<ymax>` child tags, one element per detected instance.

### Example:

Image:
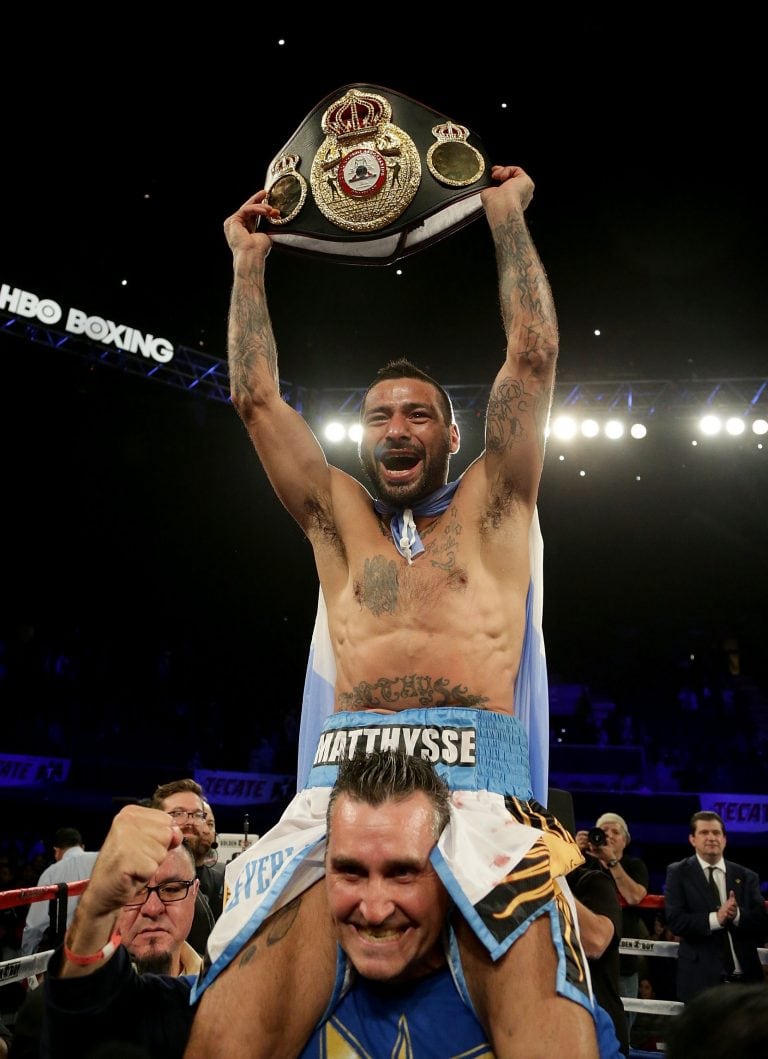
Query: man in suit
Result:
<box><xmin>664</xmin><ymin>810</ymin><xmax>768</xmax><ymax>1003</ymax></box>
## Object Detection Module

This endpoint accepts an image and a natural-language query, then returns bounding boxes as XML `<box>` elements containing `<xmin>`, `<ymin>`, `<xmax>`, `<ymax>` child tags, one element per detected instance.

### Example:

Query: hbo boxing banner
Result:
<box><xmin>1</xmin><ymin>281</ymin><xmax>175</xmax><ymax>364</ymax></box>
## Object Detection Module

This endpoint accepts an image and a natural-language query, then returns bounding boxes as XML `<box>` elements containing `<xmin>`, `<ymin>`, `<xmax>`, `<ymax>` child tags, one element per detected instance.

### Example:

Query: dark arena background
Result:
<box><xmin>1</xmin><ymin>16</ymin><xmax>767</xmax><ymax>1049</ymax></box>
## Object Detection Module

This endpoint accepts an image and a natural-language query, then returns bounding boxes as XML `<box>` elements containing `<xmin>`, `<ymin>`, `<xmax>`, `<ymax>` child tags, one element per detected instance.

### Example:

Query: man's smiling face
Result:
<box><xmin>325</xmin><ymin>790</ymin><xmax>450</xmax><ymax>984</ymax></box>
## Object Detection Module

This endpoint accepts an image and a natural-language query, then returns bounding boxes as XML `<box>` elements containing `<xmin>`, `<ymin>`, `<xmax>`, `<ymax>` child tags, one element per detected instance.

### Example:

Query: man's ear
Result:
<box><xmin>450</xmin><ymin>423</ymin><xmax>460</xmax><ymax>454</ymax></box>
<box><xmin>687</xmin><ymin>834</ymin><xmax>696</xmax><ymax>850</ymax></box>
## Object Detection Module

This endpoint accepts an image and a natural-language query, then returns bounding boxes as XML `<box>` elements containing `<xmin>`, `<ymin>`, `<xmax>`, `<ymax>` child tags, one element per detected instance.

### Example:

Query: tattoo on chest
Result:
<box><xmin>354</xmin><ymin>556</ymin><xmax>399</xmax><ymax>615</ymax></box>
<box><xmin>339</xmin><ymin>675</ymin><xmax>489</xmax><ymax>710</ymax></box>
<box><xmin>356</xmin><ymin>512</ymin><xmax>468</xmax><ymax>612</ymax></box>
<box><xmin>427</xmin><ymin>509</ymin><xmax>467</xmax><ymax>589</ymax></box>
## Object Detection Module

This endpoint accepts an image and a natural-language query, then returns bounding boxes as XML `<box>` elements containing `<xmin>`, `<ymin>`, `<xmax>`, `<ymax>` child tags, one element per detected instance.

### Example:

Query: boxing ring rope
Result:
<box><xmin>0</xmin><ymin>878</ymin><xmax>90</xmax><ymax>988</ymax></box>
<box><xmin>0</xmin><ymin>879</ymin><xmax>90</xmax><ymax>911</ymax></box>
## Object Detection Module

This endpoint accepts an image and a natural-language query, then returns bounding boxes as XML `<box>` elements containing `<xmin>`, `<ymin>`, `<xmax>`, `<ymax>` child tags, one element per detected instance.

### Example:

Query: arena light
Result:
<box><xmin>320</xmin><ymin>419</ymin><xmax>363</xmax><ymax>444</ymax></box>
<box><xmin>699</xmin><ymin>414</ymin><xmax>722</xmax><ymax>435</ymax></box>
<box><xmin>725</xmin><ymin>416</ymin><xmax>746</xmax><ymax>436</ymax></box>
<box><xmin>551</xmin><ymin>415</ymin><xmax>577</xmax><ymax>440</ymax></box>
<box><xmin>630</xmin><ymin>423</ymin><xmax>647</xmax><ymax>439</ymax></box>
<box><xmin>604</xmin><ymin>419</ymin><xmax>624</xmax><ymax>440</ymax></box>
<box><xmin>581</xmin><ymin>419</ymin><xmax>600</xmax><ymax>438</ymax></box>
<box><xmin>752</xmin><ymin>418</ymin><xmax>768</xmax><ymax>436</ymax></box>
<box><xmin>323</xmin><ymin>421</ymin><xmax>347</xmax><ymax>443</ymax></box>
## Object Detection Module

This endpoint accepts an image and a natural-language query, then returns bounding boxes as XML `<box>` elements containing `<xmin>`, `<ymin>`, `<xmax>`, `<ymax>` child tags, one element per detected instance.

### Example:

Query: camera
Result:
<box><xmin>588</xmin><ymin>826</ymin><xmax>607</xmax><ymax>847</ymax></box>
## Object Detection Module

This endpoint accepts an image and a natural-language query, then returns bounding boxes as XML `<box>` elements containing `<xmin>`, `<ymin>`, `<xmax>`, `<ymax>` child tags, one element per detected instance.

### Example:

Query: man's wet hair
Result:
<box><xmin>327</xmin><ymin>750</ymin><xmax>451</xmax><ymax>840</ymax></box>
<box><xmin>361</xmin><ymin>357</ymin><xmax>455</xmax><ymax>427</ymax></box>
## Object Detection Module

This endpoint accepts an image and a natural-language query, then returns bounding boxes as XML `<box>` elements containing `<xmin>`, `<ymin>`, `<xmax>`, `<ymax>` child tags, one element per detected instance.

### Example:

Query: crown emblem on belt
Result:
<box><xmin>310</xmin><ymin>88</ymin><xmax>421</xmax><ymax>234</ymax></box>
<box><xmin>322</xmin><ymin>90</ymin><xmax>388</xmax><ymax>143</ymax></box>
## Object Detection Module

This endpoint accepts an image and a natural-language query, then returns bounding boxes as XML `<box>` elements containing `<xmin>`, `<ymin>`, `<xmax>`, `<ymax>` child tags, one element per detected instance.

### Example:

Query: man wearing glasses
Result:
<box><xmin>116</xmin><ymin>841</ymin><xmax>201</xmax><ymax>977</ymax></box>
<box><xmin>40</xmin><ymin>804</ymin><xmax>197</xmax><ymax>1058</ymax></box>
<box><xmin>9</xmin><ymin>820</ymin><xmax>203</xmax><ymax>1059</ymax></box>
<box><xmin>151</xmin><ymin>778</ymin><xmax>224</xmax><ymax>954</ymax></box>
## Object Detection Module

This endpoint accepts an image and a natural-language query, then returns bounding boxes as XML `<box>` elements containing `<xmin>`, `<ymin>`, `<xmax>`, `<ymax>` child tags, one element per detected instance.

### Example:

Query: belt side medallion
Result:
<box><xmin>427</xmin><ymin>121</ymin><xmax>485</xmax><ymax>187</ymax></box>
<box><xmin>265</xmin><ymin>154</ymin><xmax>307</xmax><ymax>225</ymax></box>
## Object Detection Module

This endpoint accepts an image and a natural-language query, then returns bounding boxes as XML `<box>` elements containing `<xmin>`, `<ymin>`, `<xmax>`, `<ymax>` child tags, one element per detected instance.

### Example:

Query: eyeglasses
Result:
<box><xmin>124</xmin><ymin>880</ymin><xmax>195</xmax><ymax>908</ymax></box>
<box><xmin>167</xmin><ymin>809</ymin><xmax>206</xmax><ymax>823</ymax></box>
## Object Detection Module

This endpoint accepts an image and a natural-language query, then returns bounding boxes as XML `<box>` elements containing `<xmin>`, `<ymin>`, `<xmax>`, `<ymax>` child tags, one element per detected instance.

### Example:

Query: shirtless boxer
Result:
<box><xmin>184</xmin><ymin>165</ymin><xmax>598</xmax><ymax>1058</ymax></box>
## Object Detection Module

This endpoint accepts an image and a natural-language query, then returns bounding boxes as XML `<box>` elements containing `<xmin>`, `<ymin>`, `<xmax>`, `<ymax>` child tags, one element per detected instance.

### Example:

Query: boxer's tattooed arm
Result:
<box><xmin>486</xmin><ymin>210</ymin><xmax>558</xmax><ymax>458</ymax></box>
<box><xmin>492</xmin><ymin>211</ymin><xmax>558</xmax><ymax>364</ymax></box>
<box><xmin>339</xmin><ymin>676</ymin><xmax>489</xmax><ymax>710</ymax></box>
<box><xmin>486</xmin><ymin>374</ymin><xmax>535</xmax><ymax>455</ymax></box>
<box><xmin>228</xmin><ymin>259</ymin><xmax>279</xmax><ymax>406</ymax></box>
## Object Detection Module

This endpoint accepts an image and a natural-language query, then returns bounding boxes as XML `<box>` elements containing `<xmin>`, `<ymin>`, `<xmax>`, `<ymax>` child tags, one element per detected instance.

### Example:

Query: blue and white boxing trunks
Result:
<box><xmin>191</xmin><ymin>708</ymin><xmax>591</xmax><ymax>1016</ymax></box>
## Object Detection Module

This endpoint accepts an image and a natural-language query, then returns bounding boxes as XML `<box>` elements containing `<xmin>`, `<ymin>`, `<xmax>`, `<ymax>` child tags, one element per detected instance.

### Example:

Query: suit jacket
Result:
<box><xmin>664</xmin><ymin>854</ymin><xmax>768</xmax><ymax>1002</ymax></box>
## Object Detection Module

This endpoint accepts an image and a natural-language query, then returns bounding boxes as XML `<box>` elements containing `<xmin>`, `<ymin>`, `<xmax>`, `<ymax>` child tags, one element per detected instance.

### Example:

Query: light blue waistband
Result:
<box><xmin>306</xmin><ymin>707</ymin><xmax>532</xmax><ymax>800</ymax></box>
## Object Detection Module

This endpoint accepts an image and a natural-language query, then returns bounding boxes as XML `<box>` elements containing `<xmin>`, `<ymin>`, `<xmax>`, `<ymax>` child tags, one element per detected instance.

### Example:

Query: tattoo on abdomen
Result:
<box><xmin>356</xmin><ymin>556</ymin><xmax>399</xmax><ymax>615</ymax></box>
<box><xmin>340</xmin><ymin>676</ymin><xmax>489</xmax><ymax>709</ymax></box>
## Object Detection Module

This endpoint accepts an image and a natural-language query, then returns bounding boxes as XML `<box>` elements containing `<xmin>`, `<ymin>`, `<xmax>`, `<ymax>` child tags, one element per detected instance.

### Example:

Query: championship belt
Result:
<box><xmin>259</xmin><ymin>84</ymin><xmax>493</xmax><ymax>266</ymax></box>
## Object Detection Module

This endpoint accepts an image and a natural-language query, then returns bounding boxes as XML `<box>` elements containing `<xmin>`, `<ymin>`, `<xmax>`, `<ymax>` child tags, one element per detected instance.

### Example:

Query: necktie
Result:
<box><xmin>708</xmin><ymin>866</ymin><xmax>736</xmax><ymax>974</ymax></box>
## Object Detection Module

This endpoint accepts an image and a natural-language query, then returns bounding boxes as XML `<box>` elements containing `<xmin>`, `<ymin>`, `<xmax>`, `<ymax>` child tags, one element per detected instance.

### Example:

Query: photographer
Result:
<box><xmin>576</xmin><ymin>813</ymin><xmax>649</xmax><ymax>1031</ymax></box>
